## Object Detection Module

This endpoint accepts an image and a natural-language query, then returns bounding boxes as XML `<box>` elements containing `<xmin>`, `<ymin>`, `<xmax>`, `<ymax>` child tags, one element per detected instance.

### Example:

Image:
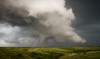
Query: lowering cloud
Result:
<box><xmin>0</xmin><ymin>0</ymin><xmax>86</xmax><ymax>47</ymax></box>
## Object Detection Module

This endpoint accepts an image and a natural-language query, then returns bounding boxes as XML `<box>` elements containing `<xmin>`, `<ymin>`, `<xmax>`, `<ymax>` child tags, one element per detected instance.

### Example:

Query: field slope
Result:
<box><xmin>0</xmin><ymin>47</ymin><xmax>100</xmax><ymax>59</ymax></box>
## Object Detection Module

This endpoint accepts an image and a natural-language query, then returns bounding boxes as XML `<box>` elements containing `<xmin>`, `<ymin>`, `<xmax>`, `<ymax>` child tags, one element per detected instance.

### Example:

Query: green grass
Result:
<box><xmin>0</xmin><ymin>47</ymin><xmax>100</xmax><ymax>59</ymax></box>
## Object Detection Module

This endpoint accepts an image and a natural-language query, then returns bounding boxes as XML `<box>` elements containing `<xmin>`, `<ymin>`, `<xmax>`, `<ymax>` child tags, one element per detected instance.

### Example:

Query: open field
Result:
<box><xmin>0</xmin><ymin>47</ymin><xmax>100</xmax><ymax>59</ymax></box>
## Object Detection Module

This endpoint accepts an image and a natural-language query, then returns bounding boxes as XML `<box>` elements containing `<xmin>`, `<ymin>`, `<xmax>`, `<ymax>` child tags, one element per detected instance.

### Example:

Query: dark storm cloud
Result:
<box><xmin>66</xmin><ymin>0</ymin><xmax>100</xmax><ymax>46</ymax></box>
<box><xmin>67</xmin><ymin>0</ymin><xmax>100</xmax><ymax>26</ymax></box>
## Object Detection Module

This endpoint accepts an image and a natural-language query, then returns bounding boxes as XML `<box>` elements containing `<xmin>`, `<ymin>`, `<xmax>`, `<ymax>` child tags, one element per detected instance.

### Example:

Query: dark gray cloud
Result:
<box><xmin>66</xmin><ymin>0</ymin><xmax>100</xmax><ymax>46</ymax></box>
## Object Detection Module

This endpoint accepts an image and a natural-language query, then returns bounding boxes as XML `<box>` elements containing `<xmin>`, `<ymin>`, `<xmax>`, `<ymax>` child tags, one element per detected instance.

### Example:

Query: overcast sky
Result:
<box><xmin>0</xmin><ymin>0</ymin><xmax>100</xmax><ymax>47</ymax></box>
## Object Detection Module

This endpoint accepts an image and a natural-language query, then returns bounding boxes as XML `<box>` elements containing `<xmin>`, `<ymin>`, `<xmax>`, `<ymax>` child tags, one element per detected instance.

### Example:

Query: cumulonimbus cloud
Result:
<box><xmin>0</xmin><ymin>0</ymin><xmax>86</xmax><ymax>47</ymax></box>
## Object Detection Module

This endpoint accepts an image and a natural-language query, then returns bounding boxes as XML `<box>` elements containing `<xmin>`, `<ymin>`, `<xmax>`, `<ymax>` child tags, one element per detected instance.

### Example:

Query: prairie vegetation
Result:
<box><xmin>0</xmin><ymin>47</ymin><xmax>100</xmax><ymax>59</ymax></box>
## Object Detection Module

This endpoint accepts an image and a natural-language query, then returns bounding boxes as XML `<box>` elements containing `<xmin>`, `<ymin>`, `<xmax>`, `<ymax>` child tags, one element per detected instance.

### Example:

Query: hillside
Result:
<box><xmin>0</xmin><ymin>47</ymin><xmax>100</xmax><ymax>59</ymax></box>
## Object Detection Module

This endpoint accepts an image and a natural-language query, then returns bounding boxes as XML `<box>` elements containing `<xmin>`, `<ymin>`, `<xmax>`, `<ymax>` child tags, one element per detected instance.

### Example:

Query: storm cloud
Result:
<box><xmin>0</xmin><ymin>0</ymin><xmax>86</xmax><ymax>47</ymax></box>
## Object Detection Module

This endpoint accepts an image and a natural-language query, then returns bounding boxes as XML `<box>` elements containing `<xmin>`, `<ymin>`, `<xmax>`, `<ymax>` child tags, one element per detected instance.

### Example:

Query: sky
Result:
<box><xmin>0</xmin><ymin>0</ymin><xmax>100</xmax><ymax>47</ymax></box>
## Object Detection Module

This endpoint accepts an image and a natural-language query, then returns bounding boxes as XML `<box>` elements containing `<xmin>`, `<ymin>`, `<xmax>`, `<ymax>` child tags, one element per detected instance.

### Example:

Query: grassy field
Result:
<box><xmin>0</xmin><ymin>47</ymin><xmax>100</xmax><ymax>59</ymax></box>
